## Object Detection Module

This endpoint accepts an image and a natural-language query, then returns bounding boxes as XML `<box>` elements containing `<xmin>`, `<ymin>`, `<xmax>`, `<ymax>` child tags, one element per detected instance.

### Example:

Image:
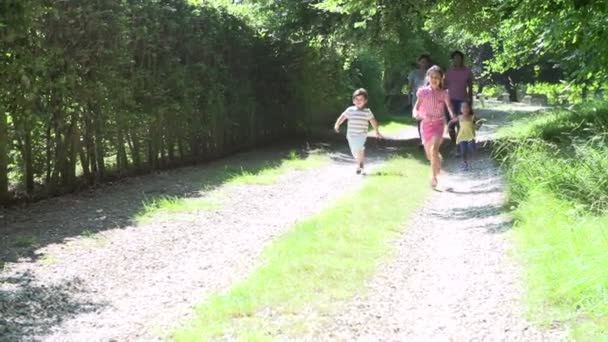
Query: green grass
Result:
<box><xmin>226</xmin><ymin>152</ymin><xmax>326</xmax><ymax>185</ymax></box>
<box><xmin>172</xmin><ymin>153</ymin><xmax>430</xmax><ymax>341</ymax></box>
<box><xmin>134</xmin><ymin>151</ymin><xmax>327</xmax><ymax>224</ymax></box>
<box><xmin>40</xmin><ymin>254</ymin><xmax>58</xmax><ymax>265</ymax></box>
<box><xmin>11</xmin><ymin>235</ymin><xmax>37</xmax><ymax>248</ymax></box>
<box><xmin>512</xmin><ymin>190</ymin><xmax>608</xmax><ymax>340</ymax></box>
<box><xmin>494</xmin><ymin>101</ymin><xmax>608</xmax><ymax>339</ymax></box>
<box><xmin>135</xmin><ymin>195</ymin><xmax>223</xmax><ymax>224</ymax></box>
<box><xmin>496</xmin><ymin>103</ymin><xmax>608</xmax><ymax>143</ymax></box>
<box><xmin>379</xmin><ymin>114</ymin><xmax>416</xmax><ymax>134</ymax></box>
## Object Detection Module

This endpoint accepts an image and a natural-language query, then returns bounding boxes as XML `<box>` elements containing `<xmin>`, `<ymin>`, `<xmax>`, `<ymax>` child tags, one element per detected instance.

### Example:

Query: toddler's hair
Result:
<box><xmin>462</xmin><ymin>101</ymin><xmax>474</xmax><ymax>115</ymax></box>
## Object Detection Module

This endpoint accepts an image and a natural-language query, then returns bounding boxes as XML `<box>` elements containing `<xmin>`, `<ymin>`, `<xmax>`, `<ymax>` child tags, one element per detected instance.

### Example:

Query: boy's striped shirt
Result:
<box><xmin>344</xmin><ymin>106</ymin><xmax>374</xmax><ymax>137</ymax></box>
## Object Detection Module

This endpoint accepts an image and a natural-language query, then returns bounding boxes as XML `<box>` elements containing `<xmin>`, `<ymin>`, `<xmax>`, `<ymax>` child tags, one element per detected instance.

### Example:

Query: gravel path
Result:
<box><xmin>0</xmin><ymin>141</ymin><xmax>394</xmax><ymax>341</ymax></box>
<box><xmin>306</xmin><ymin>152</ymin><xmax>564</xmax><ymax>341</ymax></box>
<box><xmin>301</xmin><ymin>106</ymin><xmax>566</xmax><ymax>341</ymax></box>
<box><xmin>0</xmin><ymin>105</ymin><xmax>561</xmax><ymax>341</ymax></box>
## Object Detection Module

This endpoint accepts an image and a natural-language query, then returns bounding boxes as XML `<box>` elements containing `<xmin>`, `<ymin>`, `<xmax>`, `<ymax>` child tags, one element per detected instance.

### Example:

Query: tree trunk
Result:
<box><xmin>177</xmin><ymin>137</ymin><xmax>185</xmax><ymax>161</ymax></box>
<box><xmin>94</xmin><ymin>108</ymin><xmax>105</xmax><ymax>181</ymax></box>
<box><xmin>78</xmin><ymin>142</ymin><xmax>92</xmax><ymax>185</ymax></box>
<box><xmin>116</xmin><ymin>126</ymin><xmax>128</xmax><ymax>173</ymax></box>
<box><xmin>504</xmin><ymin>77</ymin><xmax>517</xmax><ymax>102</ymax></box>
<box><xmin>128</xmin><ymin>128</ymin><xmax>141</xmax><ymax>170</ymax></box>
<box><xmin>45</xmin><ymin>123</ymin><xmax>53</xmax><ymax>186</ymax></box>
<box><xmin>23</xmin><ymin>129</ymin><xmax>34</xmax><ymax>194</ymax></box>
<box><xmin>83</xmin><ymin>112</ymin><xmax>96</xmax><ymax>181</ymax></box>
<box><xmin>0</xmin><ymin>109</ymin><xmax>9</xmax><ymax>204</ymax></box>
<box><xmin>49</xmin><ymin>106</ymin><xmax>67</xmax><ymax>194</ymax></box>
<box><xmin>61</xmin><ymin>114</ymin><xmax>78</xmax><ymax>190</ymax></box>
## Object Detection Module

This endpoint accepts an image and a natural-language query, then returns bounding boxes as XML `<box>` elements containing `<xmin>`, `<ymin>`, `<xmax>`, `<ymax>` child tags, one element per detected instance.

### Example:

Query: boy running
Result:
<box><xmin>334</xmin><ymin>88</ymin><xmax>383</xmax><ymax>174</ymax></box>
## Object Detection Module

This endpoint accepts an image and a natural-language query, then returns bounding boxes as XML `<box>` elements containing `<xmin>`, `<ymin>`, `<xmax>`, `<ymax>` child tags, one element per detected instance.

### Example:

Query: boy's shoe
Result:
<box><xmin>461</xmin><ymin>162</ymin><xmax>469</xmax><ymax>171</ymax></box>
<box><xmin>358</xmin><ymin>162</ymin><xmax>365</xmax><ymax>174</ymax></box>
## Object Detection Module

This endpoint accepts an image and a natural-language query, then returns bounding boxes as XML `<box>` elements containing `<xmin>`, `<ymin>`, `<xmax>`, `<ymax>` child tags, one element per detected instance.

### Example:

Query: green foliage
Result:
<box><xmin>524</xmin><ymin>82</ymin><xmax>608</xmax><ymax>105</ymax></box>
<box><xmin>0</xmin><ymin>1</ymin><xmax>356</xmax><ymax>203</ymax></box>
<box><xmin>349</xmin><ymin>52</ymin><xmax>386</xmax><ymax>117</ymax></box>
<box><xmin>524</xmin><ymin>83</ymin><xmax>568</xmax><ymax>104</ymax></box>
<box><xmin>427</xmin><ymin>0</ymin><xmax>608</xmax><ymax>83</ymax></box>
<box><xmin>495</xmin><ymin>102</ymin><xmax>608</xmax><ymax>211</ymax></box>
<box><xmin>495</xmin><ymin>102</ymin><xmax>608</xmax><ymax>338</ymax></box>
<box><xmin>496</xmin><ymin>137</ymin><xmax>608</xmax><ymax>212</ymax></box>
<box><xmin>482</xmin><ymin>85</ymin><xmax>506</xmax><ymax>98</ymax></box>
<box><xmin>512</xmin><ymin>190</ymin><xmax>608</xmax><ymax>339</ymax></box>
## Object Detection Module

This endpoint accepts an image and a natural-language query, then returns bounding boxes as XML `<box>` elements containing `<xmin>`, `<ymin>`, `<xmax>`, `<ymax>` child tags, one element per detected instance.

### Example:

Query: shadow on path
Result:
<box><xmin>0</xmin><ymin>271</ymin><xmax>105</xmax><ymax>340</ymax></box>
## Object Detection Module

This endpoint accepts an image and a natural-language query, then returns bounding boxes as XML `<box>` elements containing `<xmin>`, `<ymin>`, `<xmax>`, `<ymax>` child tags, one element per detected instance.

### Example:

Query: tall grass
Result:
<box><xmin>494</xmin><ymin>101</ymin><xmax>608</xmax><ymax>338</ymax></box>
<box><xmin>496</xmin><ymin>137</ymin><xmax>608</xmax><ymax>212</ymax></box>
<box><xmin>513</xmin><ymin>190</ymin><xmax>608</xmax><ymax>340</ymax></box>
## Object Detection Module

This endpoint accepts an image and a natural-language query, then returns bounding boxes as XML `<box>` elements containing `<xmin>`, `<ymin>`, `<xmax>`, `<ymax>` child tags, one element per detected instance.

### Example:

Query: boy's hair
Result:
<box><xmin>425</xmin><ymin>65</ymin><xmax>445</xmax><ymax>89</ymax></box>
<box><xmin>451</xmin><ymin>50</ymin><xmax>464</xmax><ymax>59</ymax></box>
<box><xmin>352</xmin><ymin>88</ymin><xmax>369</xmax><ymax>100</ymax></box>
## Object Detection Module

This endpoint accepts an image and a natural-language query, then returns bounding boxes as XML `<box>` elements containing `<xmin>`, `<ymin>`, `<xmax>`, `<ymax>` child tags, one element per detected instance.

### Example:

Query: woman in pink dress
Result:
<box><xmin>414</xmin><ymin>65</ymin><xmax>457</xmax><ymax>188</ymax></box>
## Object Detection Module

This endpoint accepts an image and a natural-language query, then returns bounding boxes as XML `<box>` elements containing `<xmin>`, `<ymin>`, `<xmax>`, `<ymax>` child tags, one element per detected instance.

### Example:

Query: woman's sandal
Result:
<box><xmin>431</xmin><ymin>178</ymin><xmax>438</xmax><ymax>188</ymax></box>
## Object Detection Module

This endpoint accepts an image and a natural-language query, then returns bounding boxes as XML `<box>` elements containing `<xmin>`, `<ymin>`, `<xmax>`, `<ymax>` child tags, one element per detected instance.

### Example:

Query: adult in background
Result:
<box><xmin>408</xmin><ymin>54</ymin><xmax>432</xmax><ymax>145</ymax></box>
<box><xmin>444</xmin><ymin>50</ymin><xmax>474</xmax><ymax>151</ymax></box>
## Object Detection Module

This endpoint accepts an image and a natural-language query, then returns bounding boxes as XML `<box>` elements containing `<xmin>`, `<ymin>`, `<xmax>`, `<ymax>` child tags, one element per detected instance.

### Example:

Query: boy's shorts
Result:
<box><xmin>347</xmin><ymin>135</ymin><xmax>367</xmax><ymax>157</ymax></box>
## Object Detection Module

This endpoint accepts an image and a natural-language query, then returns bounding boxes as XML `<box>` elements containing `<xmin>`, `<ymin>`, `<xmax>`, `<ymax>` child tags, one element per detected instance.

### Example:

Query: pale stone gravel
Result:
<box><xmin>0</xmin><ymin>105</ymin><xmax>564</xmax><ymax>341</ymax></box>
<box><xmin>302</xmin><ymin>151</ymin><xmax>565</xmax><ymax>341</ymax></box>
<box><xmin>0</xmin><ymin>142</ymin><xmax>387</xmax><ymax>342</ymax></box>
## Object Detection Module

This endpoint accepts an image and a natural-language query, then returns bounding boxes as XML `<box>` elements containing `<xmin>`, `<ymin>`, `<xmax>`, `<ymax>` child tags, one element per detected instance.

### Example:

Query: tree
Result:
<box><xmin>426</xmin><ymin>0</ymin><xmax>608</xmax><ymax>84</ymax></box>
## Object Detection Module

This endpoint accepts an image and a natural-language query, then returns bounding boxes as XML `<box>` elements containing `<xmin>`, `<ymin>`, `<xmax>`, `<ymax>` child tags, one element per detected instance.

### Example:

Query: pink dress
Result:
<box><xmin>416</xmin><ymin>86</ymin><xmax>448</xmax><ymax>143</ymax></box>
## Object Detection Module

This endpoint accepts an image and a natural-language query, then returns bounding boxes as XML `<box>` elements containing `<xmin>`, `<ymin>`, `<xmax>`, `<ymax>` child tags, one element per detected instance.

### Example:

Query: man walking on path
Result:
<box><xmin>445</xmin><ymin>51</ymin><xmax>474</xmax><ymax>152</ymax></box>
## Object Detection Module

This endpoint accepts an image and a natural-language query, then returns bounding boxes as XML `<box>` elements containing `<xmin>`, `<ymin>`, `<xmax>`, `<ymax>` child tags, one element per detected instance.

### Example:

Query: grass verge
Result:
<box><xmin>134</xmin><ymin>195</ymin><xmax>223</xmax><ymax>224</ymax></box>
<box><xmin>494</xmin><ymin>101</ymin><xmax>608</xmax><ymax>339</ymax></box>
<box><xmin>172</xmin><ymin>152</ymin><xmax>429</xmax><ymax>341</ymax></box>
<box><xmin>227</xmin><ymin>152</ymin><xmax>326</xmax><ymax>185</ymax></box>
<box><xmin>513</xmin><ymin>190</ymin><xmax>608</xmax><ymax>340</ymax></box>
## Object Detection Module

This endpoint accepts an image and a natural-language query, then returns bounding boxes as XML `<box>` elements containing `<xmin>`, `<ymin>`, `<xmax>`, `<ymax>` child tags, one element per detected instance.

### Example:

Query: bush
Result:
<box><xmin>495</xmin><ymin>102</ymin><xmax>608</xmax><ymax>211</ymax></box>
<box><xmin>482</xmin><ymin>84</ymin><xmax>506</xmax><ymax>98</ymax></box>
<box><xmin>349</xmin><ymin>52</ymin><xmax>387</xmax><ymax>118</ymax></box>
<box><xmin>0</xmin><ymin>1</ymin><xmax>371</xmax><ymax>202</ymax></box>
<box><xmin>524</xmin><ymin>82</ymin><xmax>608</xmax><ymax>105</ymax></box>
